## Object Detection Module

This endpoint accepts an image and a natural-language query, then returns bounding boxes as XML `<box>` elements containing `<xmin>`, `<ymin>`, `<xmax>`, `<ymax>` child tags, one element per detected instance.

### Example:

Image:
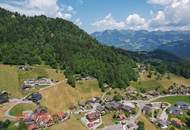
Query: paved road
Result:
<box><xmin>4</xmin><ymin>79</ymin><xmax>66</xmax><ymax>120</ymax></box>
<box><xmin>4</xmin><ymin>100</ymin><xmax>33</xmax><ymax>120</ymax></box>
<box><xmin>101</xmin><ymin>88</ymin><xmax>112</xmax><ymax>102</ymax></box>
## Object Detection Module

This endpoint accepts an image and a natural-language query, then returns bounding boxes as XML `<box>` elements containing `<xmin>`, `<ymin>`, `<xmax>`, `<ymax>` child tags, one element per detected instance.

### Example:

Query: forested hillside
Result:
<box><xmin>123</xmin><ymin>49</ymin><xmax>190</xmax><ymax>79</ymax></box>
<box><xmin>0</xmin><ymin>8</ymin><xmax>138</xmax><ymax>89</ymax></box>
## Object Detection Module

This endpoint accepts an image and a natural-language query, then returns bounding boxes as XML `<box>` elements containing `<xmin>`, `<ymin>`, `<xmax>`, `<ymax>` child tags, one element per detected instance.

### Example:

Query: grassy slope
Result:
<box><xmin>157</xmin><ymin>96</ymin><xmax>190</xmax><ymax>105</ymax></box>
<box><xmin>9</xmin><ymin>103</ymin><xmax>36</xmax><ymax>116</ymax></box>
<box><xmin>17</xmin><ymin>67</ymin><xmax>48</xmax><ymax>86</ymax></box>
<box><xmin>0</xmin><ymin>64</ymin><xmax>65</xmax><ymax>98</ymax></box>
<box><xmin>130</xmin><ymin>72</ymin><xmax>190</xmax><ymax>91</ymax></box>
<box><xmin>131</xmin><ymin>80</ymin><xmax>162</xmax><ymax>91</ymax></box>
<box><xmin>138</xmin><ymin>114</ymin><xmax>159</xmax><ymax>130</ymax></box>
<box><xmin>40</xmin><ymin>79</ymin><xmax>102</xmax><ymax>113</ymax></box>
<box><xmin>49</xmin><ymin>115</ymin><xmax>88</xmax><ymax>130</ymax></box>
<box><xmin>40</xmin><ymin>79</ymin><xmax>102</xmax><ymax>130</ymax></box>
<box><xmin>0</xmin><ymin>64</ymin><xmax>21</xmax><ymax>97</ymax></box>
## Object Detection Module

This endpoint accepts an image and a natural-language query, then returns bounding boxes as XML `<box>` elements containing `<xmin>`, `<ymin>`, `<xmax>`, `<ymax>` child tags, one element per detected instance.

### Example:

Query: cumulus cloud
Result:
<box><xmin>92</xmin><ymin>13</ymin><xmax>125</xmax><ymax>30</ymax></box>
<box><xmin>0</xmin><ymin>0</ymin><xmax>74</xmax><ymax>19</ymax></box>
<box><xmin>125</xmin><ymin>14</ymin><xmax>148</xmax><ymax>30</ymax></box>
<box><xmin>93</xmin><ymin>0</ymin><xmax>190</xmax><ymax>31</ymax></box>
<box><xmin>93</xmin><ymin>13</ymin><xmax>148</xmax><ymax>31</ymax></box>
<box><xmin>149</xmin><ymin>0</ymin><xmax>190</xmax><ymax>30</ymax></box>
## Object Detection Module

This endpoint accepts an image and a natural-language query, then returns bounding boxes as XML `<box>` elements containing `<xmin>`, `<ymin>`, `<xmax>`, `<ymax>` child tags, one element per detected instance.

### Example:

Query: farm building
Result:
<box><xmin>0</xmin><ymin>91</ymin><xmax>9</xmax><ymax>104</ymax></box>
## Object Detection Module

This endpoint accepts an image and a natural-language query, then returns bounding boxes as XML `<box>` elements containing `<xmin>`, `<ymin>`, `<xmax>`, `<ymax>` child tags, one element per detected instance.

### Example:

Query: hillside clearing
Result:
<box><xmin>40</xmin><ymin>79</ymin><xmax>102</xmax><ymax>113</ymax></box>
<box><xmin>138</xmin><ymin>114</ymin><xmax>159</xmax><ymax>130</ymax></box>
<box><xmin>156</xmin><ymin>96</ymin><xmax>190</xmax><ymax>105</ymax></box>
<box><xmin>0</xmin><ymin>64</ymin><xmax>65</xmax><ymax>98</ymax></box>
<box><xmin>48</xmin><ymin>115</ymin><xmax>88</xmax><ymax>130</ymax></box>
<box><xmin>0</xmin><ymin>64</ymin><xmax>21</xmax><ymax>97</ymax></box>
<box><xmin>131</xmin><ymin>72</ymin><xmax>190</xmax><ymax>91</ymax></box>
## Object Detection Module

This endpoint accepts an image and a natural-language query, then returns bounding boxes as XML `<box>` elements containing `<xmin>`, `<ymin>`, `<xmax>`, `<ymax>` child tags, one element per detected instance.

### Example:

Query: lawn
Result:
<box><xmin>0</xmin><ymin>64</ymin><xmax>22</xmax><ymax>97</ymax></box>
<box><xmin>100</xmin><ymin>113</ymin><xmax>114</xmax><ymax>128</ymax></box>
<box><xmin>131</xmin><ymin>72</ymin><xmax>190</xmax><ymax>92</ymax></box>
<box><xmin>0</xmin><ymin>64</ymin><xmax>65</xmax><ymax>98</ymax></box>
<box><xmin>130</xmin><ymin>80</ymin><xmax>163</xmax><ymax>92</ymax></box>
<box><xmin>157</xmin><ymin>96</ymin><xmax>190</xmax><ymax>105</ymax></box>
<box><xmin>40</xmin><ymin>79</ymin><xmax>102</xmax><ymax>113</ymax></box>
<box><xmin>46</xmin><ymin>68</ymin><xmax>65</xmax><ymax>82</ymax></box>
<box><xmin>138</xmin><ymin>114</ymin><xmax>158</xmax><ymax>130</ymax></box>
<box><xmin>48</xmin><ymin>115</ymin><xmax>88</xmax><ymax>130</ymax></box>
<box><xmin>9</xmin><ymin>103</ymin><xmax>36</xmax><ymax>116</ymax></box>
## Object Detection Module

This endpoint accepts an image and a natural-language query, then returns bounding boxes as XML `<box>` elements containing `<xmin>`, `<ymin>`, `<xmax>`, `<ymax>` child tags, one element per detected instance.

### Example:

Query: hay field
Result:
<box><xmin>40</xmin><ymin>79</ymin><xmax>102</xmax><ymax>113</ymax></box>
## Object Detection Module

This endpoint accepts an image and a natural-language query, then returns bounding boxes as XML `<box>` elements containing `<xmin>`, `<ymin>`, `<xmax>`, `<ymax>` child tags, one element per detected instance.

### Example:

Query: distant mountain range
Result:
<box><xmin>92</xmin><ymin>30</ymin><xmax>190</xmax><ymax>59</ymax></box>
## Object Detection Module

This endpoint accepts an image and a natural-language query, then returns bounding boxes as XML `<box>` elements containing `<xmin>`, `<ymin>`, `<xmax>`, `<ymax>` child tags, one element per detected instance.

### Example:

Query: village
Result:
<box><xmin>0</xmin><ymin>65</ymin><xmax>190</xmax><ymax>130</ymax></box>
<box><xmin>1</xmin><ymin>79</ymin><xmax>190</xmax><ymax>130</ymax></box>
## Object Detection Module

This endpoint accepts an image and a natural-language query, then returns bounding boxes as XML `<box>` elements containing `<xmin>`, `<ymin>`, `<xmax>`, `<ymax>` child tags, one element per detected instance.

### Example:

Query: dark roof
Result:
<box><xmin>176</xmin><ymin>101</ymin><xmax>190</xmax><ymax>106</ymax></box>
<box><xmin>27</xmin><ymin>92</ymin><xmax>42</xmax><ymax>102</ymax></box>
<box><xmin>168</xmin><ymin>106</ymin><xmax>182</xmax><ymax>115</ymax></box>
<box><xmin>169</xmin><ymin>106</ymin><xmax>181</xmax><ymax>111</ymax></box>
<box><xmin>0</xmin><ymin>91</ymin><xmax>9</xmax><ymax>104</ymax></box>
<box><xmin>105</xmin><ymin>101</ymin><xmax>121</xmax><ymax>110</ymax></box>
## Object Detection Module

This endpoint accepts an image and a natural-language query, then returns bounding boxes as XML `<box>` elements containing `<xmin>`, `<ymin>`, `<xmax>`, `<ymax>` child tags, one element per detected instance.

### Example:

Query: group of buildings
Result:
<box><xmin>78</xmin><ymin>96</ymin><xmax>137</xmax><ymax>130</ymax></box>
<box><xmin>22</xmin><ymin>77</ymin><xmax>53</xmax><ymax>90</ymax></box>
<box><xmin>20</xmin><ymin>106</ymin><xmax>70</xmax><ymax>130</ymax></box>
<box><xmin>142</xmin><ymin>101</ymin><xmax>190</xmax><ymax>129</ymax></box>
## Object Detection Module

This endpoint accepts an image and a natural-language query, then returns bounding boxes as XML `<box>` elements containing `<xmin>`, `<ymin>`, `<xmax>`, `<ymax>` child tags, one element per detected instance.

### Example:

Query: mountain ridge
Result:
<box><xmin>92</xmin><ymin>29</ymin><xmax>190</xmax><ymax>59</ymax></box>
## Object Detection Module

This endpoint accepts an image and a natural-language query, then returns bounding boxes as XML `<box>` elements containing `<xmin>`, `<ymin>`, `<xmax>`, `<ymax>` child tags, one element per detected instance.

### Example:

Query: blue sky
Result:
<box><xmin>0</xmin><ymin>0</ymin><xmax>190</xmax><ymax>33</ymax></box>
<box><xmin>60</xmin><ymin>0</ymin><xmax>154</xmax><ymax>32</ymax></box>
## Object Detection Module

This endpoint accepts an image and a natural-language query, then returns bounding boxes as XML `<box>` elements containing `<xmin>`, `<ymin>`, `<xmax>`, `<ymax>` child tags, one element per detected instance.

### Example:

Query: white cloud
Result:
<box><xmin>148</xmin><ymin>0</ymin><xmax>173</xmax><ymax>5</ymax></box>
<box><xmin>92</xmin><ymin>13</ymin><xmax>125</xmax><ymax>30</ymax></box>
<box><xmin>93</xmin><ymin>13</ymin><xmax>148</xmax><ymax>31</ymax></box>
<box><xmin>149</xmin><ymin>0</ymin><xmax>190</xmax><ymax>30</ymax></box>
<box><xmin>0</xmin><ymin>0</ymin><xmax>74</xmax><ymax>19</ymax></box>
<box><xmin>74</xmin><ymin>18</ymin><xmax>82</xmax><ymax>26</ymax></box>
<box><xmin>93</xmin><ymin>0</ymin><xmax>190</xmax><ymax>31</ymax></box>
<box><xmin>125</xmin><ymin>14</ymin><xmax>148</xmax><ymax>30</ymax></box>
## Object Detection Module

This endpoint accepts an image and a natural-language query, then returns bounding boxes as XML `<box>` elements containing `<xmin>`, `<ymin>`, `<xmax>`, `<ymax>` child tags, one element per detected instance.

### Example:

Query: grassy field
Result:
<box><xmin>0</xmin><ymin>64</ymin><xmax>65</xmax><ymax>98</ymax></box>
<box><xmin>9</xmin><ymin>103</ymin><xmax>36</xmax><ymax>116</ymax></box>
<box><xmin>46</xmin><ymin>69</ymin><xmax>65</xmax><ymax>82</ymax></box>
<box><xmin>156</xmin><ymin>96</ymin><xmax>190</xmax><ymax>105</ymax></box>
<box><xmin>48</xmin><ymin>115</ymin><xmax>88</xmax><ymax>130</ymax></box>
<box><xmin>0</xmin><ymin>103</ymin><xmax>16</xmax><ymax>120</ymax></box>
<box><xmin>0</xmin><ymin>65</ymin><xmax>22</xmax><ymax>97</ymax></box>
<box><xmin>40</xmin><ymin>79</ymin><xmax>102</xmax><ymax>130</ymax></box>
<box><xmin>17</xmin><ymin>67</ymin><xmax>48</xmax><ymax>86</ymax></box>
<box><xmin>130</xmin><ymin>80</ymin><xmax>162</xmax><ymax>91</ymax></box>
<box><xmin>100</xmin><ymin>113</ymin><xmax>114</xmax><ymax>128</ymax></box>
<box><xmin>131</xmin><ymin>72</ymin><xmax>190</xmax><ymax>91</ymax></box>
<box><xmin>40</xmin><ymin>79</ymin><xmax>102</xmax><ymax>113</ymax></box>
<box><xmin>138</xmin><ymin>114</ymin><xmax>159</xmax><ymax>130</ymax></box>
